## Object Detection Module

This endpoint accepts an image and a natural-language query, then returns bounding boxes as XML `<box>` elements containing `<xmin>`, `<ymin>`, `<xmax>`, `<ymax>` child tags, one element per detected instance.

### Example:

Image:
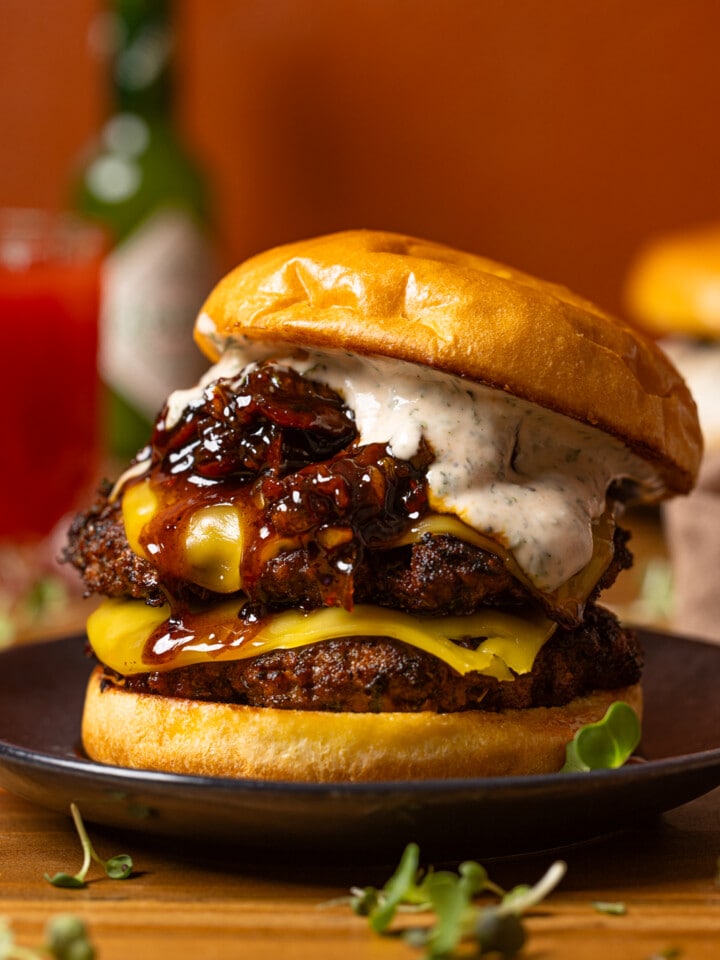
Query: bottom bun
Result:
<box><xmin>81</xmin><ymin>667</ymin><xmax>642</xmax><ymax>782</ymax></box>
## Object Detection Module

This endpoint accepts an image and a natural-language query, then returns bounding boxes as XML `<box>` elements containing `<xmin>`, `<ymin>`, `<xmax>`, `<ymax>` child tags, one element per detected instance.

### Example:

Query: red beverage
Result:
<box><xmin>0</xmin><ymin>211</ymin><xmax>105</xmax><ymax>541</ymax></box>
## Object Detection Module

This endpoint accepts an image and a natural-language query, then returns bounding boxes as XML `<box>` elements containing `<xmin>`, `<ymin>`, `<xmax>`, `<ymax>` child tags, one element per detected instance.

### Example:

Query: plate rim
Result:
<box><xmin>3</xmin><ymin>737</ymin><xmax>720</xmax><ymax>796</ymax></box>
<box><xmin>1</xmin><ymin>628</ymin><xmax>720</xmax><ymax>797</ymax></box>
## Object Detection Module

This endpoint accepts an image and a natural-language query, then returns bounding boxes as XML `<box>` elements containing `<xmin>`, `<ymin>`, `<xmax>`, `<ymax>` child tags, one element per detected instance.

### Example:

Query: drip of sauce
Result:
<box><xmin>145</xmin><ymin>602</ymin><xmax>261</xmax><ymax>665</ymax></box>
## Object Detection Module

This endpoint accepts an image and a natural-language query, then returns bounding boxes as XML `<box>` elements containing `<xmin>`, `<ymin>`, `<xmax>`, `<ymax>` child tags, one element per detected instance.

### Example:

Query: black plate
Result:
<box><xmin>1</xmin><ymin>630</ymin><xmax>720</xmax><ymax>861</ymax></box>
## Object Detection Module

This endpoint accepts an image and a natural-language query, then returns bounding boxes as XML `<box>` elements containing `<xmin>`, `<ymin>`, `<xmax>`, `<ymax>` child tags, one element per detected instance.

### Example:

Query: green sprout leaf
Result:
<box><xmin>592</xmin><ymin>900</ymin><xmax>627</xmax><ymax>915</ymax></box>
<box><xmin>368</xmin><ymin>842</ymin><xmax>422</xmax><ymax>933</ymax></box>
<box><xmin>421</xmin><ymin>866</ymin><xmax>480</xmax><ymax>957</ymax></box>
<box><xmin>45</xmin><ymin>915</ymin><xmax>96</xmax><ymax>960</ymax></box>
<box><xmin>44</xmin><ymin>803</ymin><xmax>133</xmax><ymax>888</ymax></box>
<box><xmin>42</xmin><ymin>873</ymin><xmax>87</xmax><ymax>890</ymax></box>
<box><xmin>348</xmin><ymin>886</ymin><xmax>381</xmax><ymax>916</ymax></box>
<box><xmin>104</xmin><ymin>854</ymin><xmax>133</xmax><ymax>880</ymax></box>
<box><xmin>561</xmin><ymin>701</ymin><xmax>641</xmax><ymax>773</ymax></box>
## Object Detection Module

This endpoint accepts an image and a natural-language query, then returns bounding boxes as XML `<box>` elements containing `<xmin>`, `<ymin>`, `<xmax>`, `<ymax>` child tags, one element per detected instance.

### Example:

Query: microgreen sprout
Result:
<box><xmin>346</xmin><ymin>842</ymin><xmax>566</xmax><ymax>958</ymax></box>
<box><xmin>561</xmin><ymin>701</ymin><xmax>641</xmax><ymax>773</ymax></box>
<box><xmin>592</xmin><ymin>900</ymin><xmax>627</xmax><ymax>915</ymax></box>
<box><xmin>44</xmin><ymin>916</ymin><xmax>96</xmax><ymax>960</ymax></box>
<box><xmin>44</xmin><ymin>804</ymin><xmax>132</xmax><ymax>889</ymax></box>
<box><xmin>0</xmin><ymin>915</ymin><xmax>95</xmax><ymax>960</ymax></box>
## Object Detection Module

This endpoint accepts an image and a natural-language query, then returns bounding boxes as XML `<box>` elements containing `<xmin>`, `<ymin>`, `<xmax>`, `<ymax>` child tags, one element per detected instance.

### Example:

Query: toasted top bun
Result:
<box><xmin>198</xmin><ymin>229</ymin><xmax>702</xmax><ymax>494</ymax></box>
<box><xmin>625</xmin><ymin>222</ymin><xmax>720</xmax><ymax>339</ymax></box>
<box><xmin>82</xmin><ymin>666</ymin><xmax>642</xmax><ymax>781</ymax></box>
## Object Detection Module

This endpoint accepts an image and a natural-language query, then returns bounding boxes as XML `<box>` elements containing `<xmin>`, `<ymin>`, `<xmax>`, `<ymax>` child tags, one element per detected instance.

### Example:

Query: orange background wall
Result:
<box><xmin>3</xmin><ymin>0</ymin><xmax>720</xmax><ymax>315</ymax></box>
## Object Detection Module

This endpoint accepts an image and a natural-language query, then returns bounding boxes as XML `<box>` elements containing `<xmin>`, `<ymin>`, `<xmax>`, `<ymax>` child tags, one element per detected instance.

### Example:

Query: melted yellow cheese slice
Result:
<box><xmin>122</xmin><ymin>479</ymin><xmax>245</xmax><ymax>593</ymax></box>
<box><xmin>87</xmin><ymin>599</ymin><xmax>556</xmax><ymax>681</ymax></box>
<box><xmin>185</xmin><ymin>505</ymin><xmax>244</xmax><ymax>592</ymax></box>
<box><xmin>122</xmin><ymin>478</ymin><xmax>157</xmax><ymax>557</ymax></box>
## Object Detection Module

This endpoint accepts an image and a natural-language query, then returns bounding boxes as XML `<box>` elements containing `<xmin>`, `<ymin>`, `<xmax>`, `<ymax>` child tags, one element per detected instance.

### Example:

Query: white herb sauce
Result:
<box><xmin>164</xmin><ymin>329</ymin><xmax>662</xmax><ymax>592</ymax></box>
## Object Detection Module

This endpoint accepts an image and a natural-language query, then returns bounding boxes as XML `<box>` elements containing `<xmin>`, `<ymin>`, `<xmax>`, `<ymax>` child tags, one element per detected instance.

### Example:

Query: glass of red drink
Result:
<box><xmin>0</xmin><ymin>210</ymin><xmax>105</xmax><ymax>639</ymax></box>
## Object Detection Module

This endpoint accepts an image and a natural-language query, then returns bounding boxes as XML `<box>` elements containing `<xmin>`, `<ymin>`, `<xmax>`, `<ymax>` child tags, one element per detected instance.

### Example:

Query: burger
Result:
<box><xmin>625</xmin><ymin>222</ymin><xmax>720</xmax><ymax>640</ymax></box>
<box><xmin>625</xmin><ymin>221</ymin><xmax>720</xmax><ymax>450</ymax></box>
<box><xmin>64</xmin><ymin>230</ymin><xmax>701</xmax><ymax>782</ymax></box>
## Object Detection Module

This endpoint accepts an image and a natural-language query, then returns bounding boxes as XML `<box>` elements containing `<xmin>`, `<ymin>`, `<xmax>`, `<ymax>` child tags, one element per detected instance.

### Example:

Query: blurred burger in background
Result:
<box><xmin>626</xmin><ymin>222</ymin><xmax>720</xmax><ymax>641</ymax></box>
<box><xmin>625</xmin><ymin>222</ymin><xmax>720</xmax><ymax>451</ymax></box>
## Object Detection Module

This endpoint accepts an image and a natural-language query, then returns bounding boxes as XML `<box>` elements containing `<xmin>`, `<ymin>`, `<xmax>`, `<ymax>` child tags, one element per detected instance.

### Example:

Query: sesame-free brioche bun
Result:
<box><xmin>198</xmin><ymin>230</ymin><xmax>701</xmax><ymax>494</ymax></box>
<box><xmin>81</xmin><ymin>668</ymin><xmax>642</xmax><ymax>782</ymax></box>
<box><xmin>625</xmin><ymin>222</ymin><xmax>720</xmax><ymax>340</ymax></box>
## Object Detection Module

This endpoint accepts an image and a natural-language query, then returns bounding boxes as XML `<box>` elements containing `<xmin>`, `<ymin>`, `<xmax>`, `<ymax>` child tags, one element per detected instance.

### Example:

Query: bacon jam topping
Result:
<box><xmin>151</xmin><ymin>362</ymin><xmax>358</xmax><ymax>481</ymax></box>
<box><xmin>122</xmin><ymin>361</ymin><xmax>432</xmax><ymax>612</ymax></box>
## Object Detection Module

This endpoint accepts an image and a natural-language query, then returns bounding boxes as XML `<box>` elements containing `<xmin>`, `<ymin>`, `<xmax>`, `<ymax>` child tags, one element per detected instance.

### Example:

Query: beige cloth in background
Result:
<box><xmin>664</xmin><ymin>452</ymin><xmax>720</xmax><ymax>643</ymax></box>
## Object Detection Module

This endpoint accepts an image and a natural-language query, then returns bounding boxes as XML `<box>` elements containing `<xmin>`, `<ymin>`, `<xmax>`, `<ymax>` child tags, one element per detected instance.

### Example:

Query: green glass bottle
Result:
<box><xmin>74</xmin><ymin>0</ymin><xmax>214</xmax><ymax>460</ymax></box>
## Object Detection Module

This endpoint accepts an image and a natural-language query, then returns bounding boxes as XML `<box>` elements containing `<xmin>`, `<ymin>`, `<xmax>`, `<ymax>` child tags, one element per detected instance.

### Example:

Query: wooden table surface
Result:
<box><xmin>1</xmin><ymin>783</ymin><xmax>719</xmax><ymax>959</ymax></box>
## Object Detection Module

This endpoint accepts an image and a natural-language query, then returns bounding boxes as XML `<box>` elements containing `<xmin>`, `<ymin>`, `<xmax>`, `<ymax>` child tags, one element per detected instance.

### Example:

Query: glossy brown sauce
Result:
<box><xmin>128</xmin><ymin>363</ymin><xmax>432</xmax><ymax>665</ymax></box>
<box><xmin>145</xmin><ymin>602</ymin><xmax>263</xmax><ymax>664</ymax></box>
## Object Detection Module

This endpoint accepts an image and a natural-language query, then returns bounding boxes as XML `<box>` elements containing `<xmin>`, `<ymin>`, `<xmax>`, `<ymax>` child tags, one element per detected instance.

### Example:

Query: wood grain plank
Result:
<box><xmin>2</xmin><ymin>786</ymin><xmax>720</xmax><ymax>959</ymax></box>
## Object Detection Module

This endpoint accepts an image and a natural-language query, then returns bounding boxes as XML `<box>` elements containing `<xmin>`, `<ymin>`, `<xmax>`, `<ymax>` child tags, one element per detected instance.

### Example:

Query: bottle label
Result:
<box><xmin>100</xmin><ymin>208</ymin><xmax>214</xmax><ymax>420</ymax></box>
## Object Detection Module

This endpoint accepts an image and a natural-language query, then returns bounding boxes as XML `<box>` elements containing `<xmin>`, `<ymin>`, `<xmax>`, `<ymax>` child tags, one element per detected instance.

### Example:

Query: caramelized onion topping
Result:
<box><xmin>127</xmin><ymin>362</ymin><xmax>432</xmax><ymax>613</ymax></box>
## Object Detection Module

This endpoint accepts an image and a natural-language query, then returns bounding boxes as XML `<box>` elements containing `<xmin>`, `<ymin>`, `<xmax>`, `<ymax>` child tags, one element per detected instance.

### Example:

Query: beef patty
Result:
<box><xmin>63</xmin><ymin>489</ymin><xmax>631</xmax><ymax>618</ymax></box>
<box><xmin>101</xmin><ymin>602</ymin><xmax>642</xmax><ymax>713</ymax></box>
